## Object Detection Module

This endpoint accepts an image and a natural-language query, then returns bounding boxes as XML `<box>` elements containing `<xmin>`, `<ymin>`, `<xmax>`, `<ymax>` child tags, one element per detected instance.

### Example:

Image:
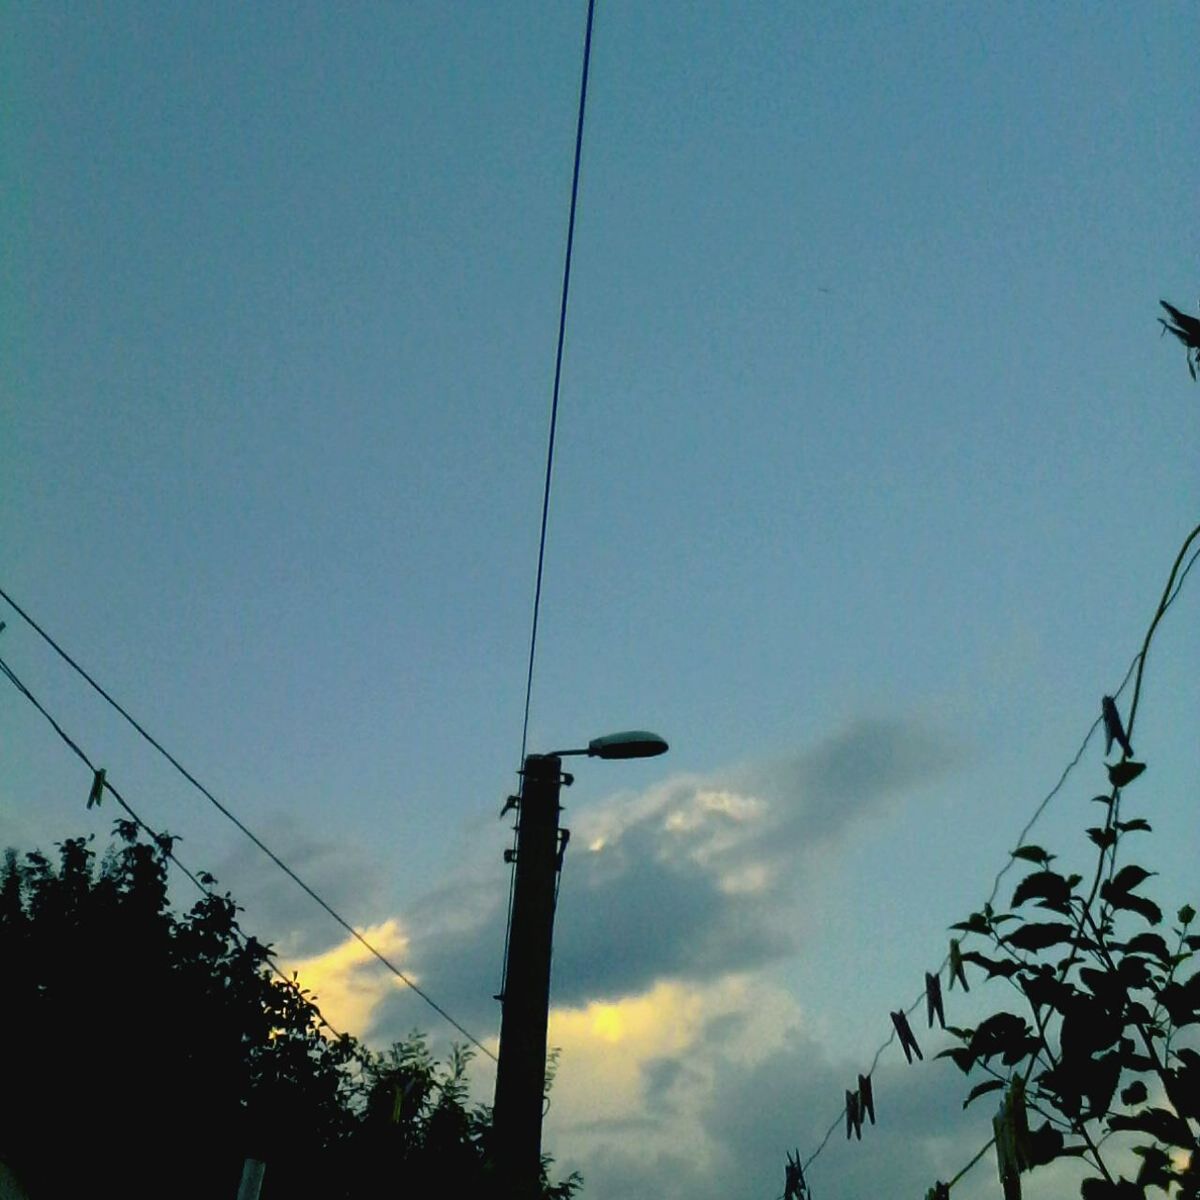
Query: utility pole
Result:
<box><xmin>493</xmin><ymin>753</ymin><xmax>566</xmax><ymax>1199</ymax></box>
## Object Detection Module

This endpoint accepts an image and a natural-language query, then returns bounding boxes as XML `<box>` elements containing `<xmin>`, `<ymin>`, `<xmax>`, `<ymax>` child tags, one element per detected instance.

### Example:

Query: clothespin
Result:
<box><xmin>784</xmin><ymin>1149</ymin><xmax>807</xmax><ymax>1200</ymax></box>
<box><xmin>890</xmin><ymin>1010</ymin><xmax>923</xmax><ymax>1063</ymax></box>
<box><xmin>1005</xmin><ymin>1078</ymin><xmax>1032</xmax><ymax>1169</ymax></box>
<box><xmin>993</xmin><ymin>1080</ymin><xmax>1032</xmax><ymax>1200</ymax></box>
<box><xmin>499</xmin><ymin>794</ymin><xmax>519</xmax><ymax>818</ymax></box>
<box><xmin>87</xmin><ymin>768</ymin><xmax>106</xmax><ymax>809</ymax></box>
<box><xmin>925</xmin><ymin>971</ymin><xmax>945</xmax><ymax>1029</ymax></box>
<box><xmin>948</xmin><ymin>938</ymin><xmax>969</xmax><ymax>992</ymax></box>
<box><xmin>1101</xmin><ymin>696</ymin><xmax>1133</xmax><ymax>759</ymax></box>
<box><xmin>503</xmin><ymin>848</ymin><xmax>517</xmax><ymax>864</ymax></box>
<box><xmin>556</xmin><ymin>828</ymin><xmax>571</xmax><ymax>871</ymax></box>
<box><xmin>845</xmin><ymin>1089</ymin><xmax>862</xmax><ymax>1140</ymax></box>
<box><xmin>857</xmin><ymin>1073</ymin><xmax>875</xmax><ymax>1125</ymax></box>
<box><xmin>924</xmin><ymin>1184</ymin><xmax>949</xmax><ymax>1200</ymax></box>
<box><xmin>993</xmin><ymin>1104</ymin><xmax>1021</xmax><ymax>1200</ymax></box>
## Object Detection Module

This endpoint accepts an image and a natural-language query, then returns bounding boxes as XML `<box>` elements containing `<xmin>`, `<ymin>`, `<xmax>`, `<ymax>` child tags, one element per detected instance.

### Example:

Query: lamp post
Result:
<box><xmin>492</xmin><ymin>731</ymin><xmax>667</xmax><ymax>1198</ymax></box>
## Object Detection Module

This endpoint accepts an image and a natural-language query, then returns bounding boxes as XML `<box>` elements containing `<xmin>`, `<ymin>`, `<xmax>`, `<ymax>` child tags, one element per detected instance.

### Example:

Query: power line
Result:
<box><xmin>0</xmin><ymin>599</ymin><xmax>498</xmax><ymax>1062</ymax></box>
<box><xmin>502</xmin><ymin>0</ymin><xmax>598</xmax><ymax>1004</ymax></box>
<box><xmin>517</xmin><ymin>0</ymin><xmax>597</xmax><ymax>768</ymax></box>
<box><xmin>0</xmin><ymin>652</ymin><xmax>346</xmax><ymax>1041</ymax></box>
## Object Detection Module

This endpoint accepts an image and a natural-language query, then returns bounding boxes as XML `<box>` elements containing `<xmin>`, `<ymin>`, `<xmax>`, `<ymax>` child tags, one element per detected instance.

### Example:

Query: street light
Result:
<box><xmin>492</xmin><ymin>730</ymin><xmax>668</xmax><ymax>1198</ymax></box>
<box><xmin>552</xmin><ymin>730</ymin><xmax>670</xmax><ymax>760</ymax></box>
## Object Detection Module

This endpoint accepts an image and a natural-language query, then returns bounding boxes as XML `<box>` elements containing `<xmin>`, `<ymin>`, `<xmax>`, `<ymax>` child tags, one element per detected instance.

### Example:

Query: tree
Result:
<box><xmin>0</xmin><ymin>822</ymin><xmax>580</xmax><ymax>1200</ymax></box>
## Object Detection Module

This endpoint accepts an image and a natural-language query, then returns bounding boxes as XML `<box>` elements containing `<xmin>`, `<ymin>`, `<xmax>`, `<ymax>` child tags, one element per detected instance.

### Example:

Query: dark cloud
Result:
<box><xmin>376</xmin><ymin>715</ymin><xmax>964</xmax><ymax>1039</ymax></box>
<box><xmin>562</xmin><ymin>1023</ymin><xmax>987</xmax><ymax>1200</ymax></box>
<box><xmin>208</xmin><ymin>816</ymin><xmax>388</xmax><ymax>958</ymax></box>
<box><xmin>736</xmin><ymin>715</ymin><xmax>967</xmax><ymax>850</ymax></box>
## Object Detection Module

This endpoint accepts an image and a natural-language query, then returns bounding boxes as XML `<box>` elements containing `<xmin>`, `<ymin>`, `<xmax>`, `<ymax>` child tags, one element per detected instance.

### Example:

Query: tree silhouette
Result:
<box><xmin>0</xmin><ymin>823</ymin><xmax>581</xmax><ymax>1200</ymax></box>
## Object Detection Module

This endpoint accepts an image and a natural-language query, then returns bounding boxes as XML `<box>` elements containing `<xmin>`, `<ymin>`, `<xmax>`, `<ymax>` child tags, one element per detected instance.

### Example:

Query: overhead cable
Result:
<box><xmin>0</xmin><ymin>597</ymin><xmax>498</xmax><ymax>1062</ymax></box>
<box><xmin>0</xmin><ymin>652</ymin><xmax>345</xmax><ymax>1039</ymax></box>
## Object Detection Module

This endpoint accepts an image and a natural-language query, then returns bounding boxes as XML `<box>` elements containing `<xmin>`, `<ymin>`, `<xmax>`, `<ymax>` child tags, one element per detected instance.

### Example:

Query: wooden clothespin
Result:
<box><xmin>925</xmin><ymin>972</ymin><xmax>945</xmax><ymax>1029</ymax></box>
<box><xmin>993</xmin><ymin>1079</ymin><xmax>1032</xmax><ymax>1200</ymax></box>
<box><xmin>857</xmin><ymin>1073</ymin><xmax>875</xmax><ymax>1126</ymax></box>
<box><xmin>845</xmin><ymin>1089</ymin><xmax>862</xmax><ymax>1140</ymax></box>
<box><xmin>1101</xmin><ymin>695</ymin><xmax>1133</xmax><ymax>759</ymax></box>
<box><xmin>993</xmin><ymin>1107</ymin><xmax>1021</xmax><ymax>1200</ymax></box>
<box><xmin>87</xmin><ymin>768</ymin><xmax>106</xmax><ymax>809</ymax></box>
<box><xmin>890</xmin><ymin>1010</ymin><xmax>923</xmax><ymax>1063</ymax></box>
<box><xmin>499</xmin><ymin>794</ymin><xmax>519</xmax><ymax>818</ymax></box>
<box><xmin>556</xmin><ymin>828</ymin><xmax>571</xmax><ymax>871</ymax></box>
<box><xmin>948</xmin><ymin>938</ymin><xmax>969</xmax><ymax>992</ymax></box>
<box><xmin>784</xmin><ymin>1148</ymin><xmax>808</xmax><ymax>1200</ymax></box>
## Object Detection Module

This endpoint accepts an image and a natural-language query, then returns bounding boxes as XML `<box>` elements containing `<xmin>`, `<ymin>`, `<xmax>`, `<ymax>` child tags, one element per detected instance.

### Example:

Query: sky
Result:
<box><xmin>2</xmin><ymin>3</ymin><xmax>1198</xmax><ymax>1197</ymax></box>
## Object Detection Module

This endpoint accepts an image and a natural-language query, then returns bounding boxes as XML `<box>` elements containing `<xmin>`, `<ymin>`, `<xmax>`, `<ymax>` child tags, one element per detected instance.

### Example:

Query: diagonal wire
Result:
<box><xmin>501</xmin><ymin>0</ymin><xmax>598</xmax><ymax>1005</ymax></box>
<box><xmin>0</xmin><ymin>652</ymin><xmax>347</xmax><ymax>1039</ymax></box>
<box><xmin>517</xmin><ymin>0</ymin><xmax>596</xmax><ymax>769</ymax></box>
<box><xmin>0</xmin><ymin>606</ymin><xmax>497</xmax><ymax>1061</ymax></box>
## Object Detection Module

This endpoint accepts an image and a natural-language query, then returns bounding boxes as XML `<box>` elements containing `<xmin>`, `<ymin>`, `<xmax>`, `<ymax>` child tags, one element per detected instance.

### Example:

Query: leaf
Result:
<box><xmin>1119</xmin><ymin>1079</ymin><xmax>1148</xmax><ymax>1105</ymax></box>
<box><xmin>1021</xmin><ymin>968</ymin><xmax>1075</xmax><ymax>1013</ymax></box>
<box><xmin>1116</xmin><ymin>818</ymin><xmax>1152</xmax><ymax>834</ymax></box>
<box><xmin>1011</xmin><ymin>870</ymin><xmax>1072</xmax><ymax>911</ymax></box>
<box><xmin>1122</xmin><ymin>932</ymin><xmax>1170</xmax><ymax>961</ymax></box>
<box><xmin>962</xmin><ymin>1078</ymin><xmax>1005</xmax><ymax>1109</ymax></box>
<box><xmin>935</xmin><ymin>1045</ymin><xmax>976</xmax><ymax>1074</ymax></box>
<box><xmin>1117</xmin><ymin>954</ymin><xmax>1154</xmax><ymax>989</ymax></box>
<box><xmin>1086</xmin><ymin>826</ymin><xmax>1116</xmax><ymax>851</ymax></box>
<box><xmin>1170</xmin><ymin>1049</ymin><xmax>1200</xmax><ymax>1119</ymax></box>
<box><xmin>1011</xmin><ymin>845</ymin><xmax>1053</xmax><ymax>865</ymax></box>
<box><xmin>968</xmin><ymin>1011</ymin><xmax>1036</xmax><ymax>1066</ymax></box>
<box><xmin>1157</xmin><ymin>974</ymin><xmax>1200</xmax><ymax>1026</ymax></box>
<box><xmin>1108</xmin><ymin>1106</ymin><xmax>1194</xmax><ymax>1146</ymax></box>
<box><xmin>1107</xmin><ymin>759</ymin><xmax>1146</xmax><ymax>788</ymax></box>
<box><xmin>1025</xmin><ymin>1121</ymin><xmax>1065</xmax><ymax>1169</ymax></box>
<box><xmin>951</xmin><ymin>912</ymin><xmax>990</xmax><ymax>935</ymax></box>
<box><xmin>1109</xmin><ymin>864</ymin><xmax>1154</xmax><ymax>893</ymax></box>
<box><xmin>1133</xmin><ymin>1145</ymin><xmax>1173</xmax><ymax>1191</ymax></box>
<box><xmin>1179</xmin><ymin>904</ymin><xmax>1196</xmax><ymax>926</ymax></box>
<box><xmin>960</xmin><ymin>950</ymin><xmax>1022</xmax><ymax>979</ymax></box>
<box><xmin>1005</xmin><ymin>921</ymin><xmax>1076</xmax><ymax>952</ymax></box>
<box><xmin>1102</xmin><ymin>889</ymin><xmax>1163</xmax><ymax>926</ymax></box>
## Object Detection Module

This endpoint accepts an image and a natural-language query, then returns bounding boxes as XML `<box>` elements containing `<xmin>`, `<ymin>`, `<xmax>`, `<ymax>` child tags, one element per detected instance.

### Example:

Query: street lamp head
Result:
<box><xmin>585</xmin><ymin>730</ymin><xmax>669</xmax><ymax>760</ymax></box>
<box><xmin>546</xmin><ymin>731</ymin><xmax>669</xmax><ymax>761</ymax></box>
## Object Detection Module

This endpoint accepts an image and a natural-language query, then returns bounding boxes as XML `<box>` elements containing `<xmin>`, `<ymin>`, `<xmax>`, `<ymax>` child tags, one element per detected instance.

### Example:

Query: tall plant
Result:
<box><xmin>943</xmin><ymin>526</ymin><xmax>1200</xmax><ymax>1199</ymax></box>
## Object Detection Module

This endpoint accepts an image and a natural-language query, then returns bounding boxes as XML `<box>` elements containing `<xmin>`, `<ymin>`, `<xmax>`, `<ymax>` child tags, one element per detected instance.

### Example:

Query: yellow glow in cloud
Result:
<box><xmin>542</xmin><ymin>975</ymin><xmax>807</xmax><ymax>1185</ymax></box>
<box><xmin>553</xmin><ymin>981</ymin><xmax>704</xmax><ymax>1053</ymax></box>
<box><xmin>547</xmin><ymin>981</ymin><xmax>708</xmax><ymax>1125</ymax></box>
<box><xmin>284</xmin><ymin>919</ymin><xmax>411</xmax><ymax>1037</ymax></box>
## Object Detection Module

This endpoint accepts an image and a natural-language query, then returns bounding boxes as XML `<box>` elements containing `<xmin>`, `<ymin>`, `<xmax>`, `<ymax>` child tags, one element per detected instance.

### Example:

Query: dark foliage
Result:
<box><xmin>0</xmin><ymin>825</ymin><xmax>581</xmax><ymax>1200</ymax></box>
<box><xmin>1159</xmin><ymin>299</ymin><xmax>1200</xmax><ymax>380</ymax></box>
<box><xmin>944</xmin><ymin>758</ymin><xmax>1200</xmax><ymax>1197</ymax></box>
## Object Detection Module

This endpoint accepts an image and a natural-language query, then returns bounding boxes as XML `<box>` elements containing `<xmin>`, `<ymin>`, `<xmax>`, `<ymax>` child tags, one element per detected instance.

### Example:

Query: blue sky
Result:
<box><xmin>2</xmin><ymin>4</ymin><xmax>1198</xmax><ymax>1198</ymax></box>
